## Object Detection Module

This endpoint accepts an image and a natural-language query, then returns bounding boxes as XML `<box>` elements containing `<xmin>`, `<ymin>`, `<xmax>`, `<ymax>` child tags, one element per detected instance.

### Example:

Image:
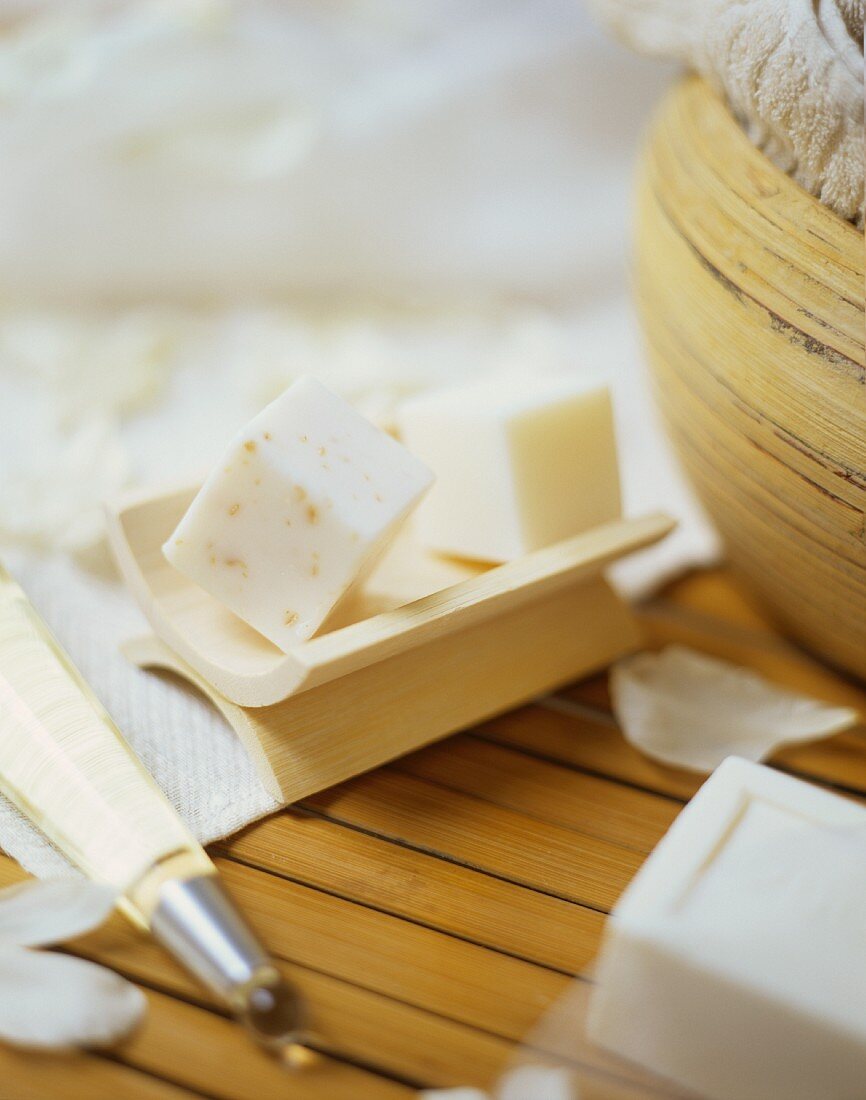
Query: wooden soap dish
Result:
<box><xmin>107</xmin><ymin>484</ymin><xmax>673</xmax><ymax>801</ymax></box>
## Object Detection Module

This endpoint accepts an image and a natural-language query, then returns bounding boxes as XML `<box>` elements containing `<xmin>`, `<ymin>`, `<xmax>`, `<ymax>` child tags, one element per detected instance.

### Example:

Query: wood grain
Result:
<box><xmin>6</xmin><ymin>567</ymin><xmax>866</xmax><ymax>1098</ymax></box>
<box><xmin>220</xmin><ymin>807</ymin><xmax>607</xmax><ymax>972</ymax></box>
<box><xmin>0</xmin><ymin>1046</ymin><xmax>198</xmax><ymax>1100</ymax></box>
<box><xmin>302</xmin><ymin>770</ymin><xmax>644</xmax><ymax>910</ymax></box>
<box><xmin>391</xmin><ymin>735</ymin><xmax>680</xmax><ymax>852</ymax></box>
<box><xmin>636</xmin><ymin>76</ymin><xmax>866</xmax><ymax>680</ymax></box>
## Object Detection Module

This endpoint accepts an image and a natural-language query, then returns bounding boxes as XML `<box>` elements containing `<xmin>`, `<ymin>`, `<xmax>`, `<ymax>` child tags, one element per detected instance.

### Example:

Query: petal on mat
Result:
<box><xmin>418</xmin><ymin>1091</ymin><xmax>488</xmax><ymax>1100</ymax></box>
<box><xmin>419</xmin><ymin>1065</ymin><xmax>578</xmax><ymax>1099</ymax></box>
<box><xmin>0</xmin><ymin>879</ymin><xmax>116</xmax><ymax>949</ymax></box>
<box><xmin>497</xmin><ymin>1065</ymin><xmax>576</xmax><ymax>1099</ymax></box>
<box><xmin>0</xmin><ymin>946</ymin><xmax>145</xmax><ymax>1050</ymax></box>
<box><xmin>610</xmin><ymin>645</ymin><xmax>859</xmax><ymax>773</ymax></box>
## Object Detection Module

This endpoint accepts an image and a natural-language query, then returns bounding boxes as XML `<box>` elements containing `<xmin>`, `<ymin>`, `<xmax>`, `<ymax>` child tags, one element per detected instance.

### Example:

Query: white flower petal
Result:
<box><xmin>0</xmin><ymin>946</ymin><xmax>146</xmax><ymax>1050</ymax></box>
<box><xmin>610</xmin><ymin>646</ymin><xmax>859</xmax><ymax>773</ymax></box>
<box><xmin>0</xmin><ymin>879</ymin><xmax>116</xmax><ymax>949</ymax></box>
<box><xmin>418</xmin><ymin>1091</ymin><xmax>488</xmax><ymax>1100</ymax></box>
<box><xmin>497</xmin><ymin>1066</ymin><xmax>576</xmax><ymax>1100</ymax></box>
<box><xmin>418</xmin><ymin>1066</ymin><xmax>578</xmax><ymax>1100</ymax></box>
<box><xmin>0</xmin><ymin>880</ymin><xmax>116</xmax><ymax>950</ymax></box>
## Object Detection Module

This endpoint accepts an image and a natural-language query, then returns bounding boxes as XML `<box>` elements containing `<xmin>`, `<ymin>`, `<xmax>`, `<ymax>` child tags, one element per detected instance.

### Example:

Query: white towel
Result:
<box><xmin>588</xmin><ymin>0</ymin><xmax>864</xmax><ymax>226</ymax></box>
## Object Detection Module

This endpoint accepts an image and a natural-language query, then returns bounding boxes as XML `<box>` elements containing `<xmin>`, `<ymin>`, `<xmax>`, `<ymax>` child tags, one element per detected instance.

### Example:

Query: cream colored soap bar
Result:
<box><xmin>589</xmin><ymin>756</ymin><xmax>866</xmax><ymax>1100</ymax></box>
<box><xmin>164</xmin><ymin>376</ymin><xmax>433</xmax><ymax>650</ymax></box>
<box><xmin>397</xmin><ymin>372</ymin><xmax>620</xmax><ymax>562</ymax></box>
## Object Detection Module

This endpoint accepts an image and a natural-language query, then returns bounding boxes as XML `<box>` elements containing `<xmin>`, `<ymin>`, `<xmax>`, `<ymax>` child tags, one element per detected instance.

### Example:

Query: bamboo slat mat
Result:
<box><xmin>3</xmin><ymin>567</ymin><xmax>865</xmax><ymax>1100</ymax></box>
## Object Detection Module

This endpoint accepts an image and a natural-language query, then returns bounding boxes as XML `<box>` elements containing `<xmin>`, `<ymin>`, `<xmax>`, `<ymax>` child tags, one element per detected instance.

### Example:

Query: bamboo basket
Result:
<box><xmin>636</xmin><ymin>77</ymin><xmax>866</xmax><ymax>679</ymax></box>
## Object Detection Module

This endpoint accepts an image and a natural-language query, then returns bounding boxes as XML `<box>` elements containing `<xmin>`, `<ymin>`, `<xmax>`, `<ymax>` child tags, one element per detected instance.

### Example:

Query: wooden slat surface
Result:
<box><xmin>4</xmin><ymin>566</ymin><xmax>866</xmax><ymax>1099</ymax></box>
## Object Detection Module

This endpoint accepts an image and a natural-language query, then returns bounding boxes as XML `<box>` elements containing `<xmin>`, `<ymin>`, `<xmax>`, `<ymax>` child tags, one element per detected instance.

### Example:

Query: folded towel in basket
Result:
<box><xmin>589</xmin><ymin>0</ymin><xmax>864</xmax><ymax>227</ymax></box>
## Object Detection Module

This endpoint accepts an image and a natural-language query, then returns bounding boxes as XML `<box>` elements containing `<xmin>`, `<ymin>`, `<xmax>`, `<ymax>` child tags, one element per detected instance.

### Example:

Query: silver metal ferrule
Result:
<box><xmin>151</xmin><ymin>874</ymin><xmax>274</xmax><ymax>1003</ymax></box>
<box><xmin>150</xmin><ymin>873</ymin><xmax>306</xmax><ymax>1053</ymax></box>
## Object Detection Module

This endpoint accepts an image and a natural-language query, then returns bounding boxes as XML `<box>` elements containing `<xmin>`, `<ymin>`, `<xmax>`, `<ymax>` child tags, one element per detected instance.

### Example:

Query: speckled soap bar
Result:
<box><xmin>163</xmin><ymin>376</ymin><xmax>433</xmax><ymax>651</ymax></box>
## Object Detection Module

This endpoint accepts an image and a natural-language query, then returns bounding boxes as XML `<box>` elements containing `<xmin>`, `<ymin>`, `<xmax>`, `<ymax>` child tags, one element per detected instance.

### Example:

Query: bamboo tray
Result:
<box><xmin>106</xmin><ymin>484</ymin><xmax>673</xmax><ymax>800</ymax></box>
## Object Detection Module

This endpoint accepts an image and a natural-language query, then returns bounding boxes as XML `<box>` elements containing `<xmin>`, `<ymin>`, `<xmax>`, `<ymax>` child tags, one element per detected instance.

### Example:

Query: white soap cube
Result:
<box><xmin>588</xmin><ymin>756</ymin><xmax>866</xmax><ymax>1100</ymax></box>
<box><xmin>164</xmin><ymin>376</ymin><xmax>433</xmax><ymax>650</ymax></box>
<box><xmin>397</xmin><ymin>372</ymin><xmax>620</xmax><ymax>562</ymax></box>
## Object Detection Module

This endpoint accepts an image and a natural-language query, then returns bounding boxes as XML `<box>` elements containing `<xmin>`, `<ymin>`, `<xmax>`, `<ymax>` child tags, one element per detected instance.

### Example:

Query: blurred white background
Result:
<box><xmin>0</xmin><ymin>0</ymin><xmax>714</xmax><ymax>585</ymax></box>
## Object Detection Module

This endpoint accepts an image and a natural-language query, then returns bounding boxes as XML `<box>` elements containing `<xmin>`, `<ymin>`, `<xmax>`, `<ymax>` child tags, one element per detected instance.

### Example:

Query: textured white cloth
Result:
<box><xmin>588</xmin><ymin>0</ymin><xmax>865</xmax><ymax>226</ymax></box>
<box><xmin>0</xmin><ymin>1</ymin><xmax>718</xmax><ymax>878</ymax></box>
<box><xmin>0</xmin><ymin>550</ymin><xmax>279</xmax><ymax>878</ymax></box>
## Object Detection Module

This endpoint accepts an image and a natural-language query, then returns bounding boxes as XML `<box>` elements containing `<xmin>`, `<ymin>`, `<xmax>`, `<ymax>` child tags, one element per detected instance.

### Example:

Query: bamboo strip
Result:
<box><xmin>215</xmin><ymin>856</ymin><xmax>572</xmax><ymax>1037</ymax></box>
<box><xmin>391</xmin><ymin>735</ymin><xmax>679</xmax><ymax>853</ymax></box>
<box><xmin>477</xmin><ymin>705</ymin><xmax>699</xmax><ymax>803</ymax></box>
<box><xmin>213</xmin><ymin>860</ymin><xmax>677</xmax><ymax>1092</ymax></box>
<box><xmin>220</xmin><ymin>809</ymin><xmax>605</xmax><ymax>973</ymax></box>
<box><xmin>303</xmin><ymin>771</ymin><xmax>643</xmax><ymax>910</ymax></box>
<box><xmin>117</xmin><ymin>988</ymin><xmax>412</xmax><ymax>1100</ymax></box>
<box><xmin>0</xmin><ymin>1045</ymin><xmax>198</xmax><ymax>1100</ymax></box>
<box><xmin>0</xmin><ymin>858</ymin><xmax>665</xmax><ymax>1094</ymax></box>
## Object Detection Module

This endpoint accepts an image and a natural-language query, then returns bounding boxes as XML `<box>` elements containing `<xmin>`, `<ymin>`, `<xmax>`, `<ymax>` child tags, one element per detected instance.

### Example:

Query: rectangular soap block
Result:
<box><xmin>397</xmin><ymin>371</ymin><xmax>620</xmax><ymax>562</ymax></box>
<box><xmin>588</xmin><ymin>756</ymin><xmax>866</xmax><ymax>1100</ymax></box>
<box><xmin>164</xmin><ymin>376</ymin><xmax>433</xmax><ymax>651</ymax></box>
